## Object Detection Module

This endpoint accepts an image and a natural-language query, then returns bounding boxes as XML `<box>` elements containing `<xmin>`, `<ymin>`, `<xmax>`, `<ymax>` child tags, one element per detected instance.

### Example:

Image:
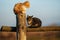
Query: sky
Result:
<box><xmin>0</xmin><ymin>0</ymin><xmax>60</xmax><ymax>28</ymax></box>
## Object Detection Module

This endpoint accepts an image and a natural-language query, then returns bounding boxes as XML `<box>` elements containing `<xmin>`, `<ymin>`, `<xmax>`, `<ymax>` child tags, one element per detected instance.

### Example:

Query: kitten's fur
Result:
<box><xmin>27</xmin><ymin>15</ymin><xmax>42</xmax><ymax>28</ymax></box>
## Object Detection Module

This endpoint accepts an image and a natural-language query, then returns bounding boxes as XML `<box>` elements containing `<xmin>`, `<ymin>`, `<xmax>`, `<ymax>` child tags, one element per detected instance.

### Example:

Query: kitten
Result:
<box><xmin>27</xmin><ymin>15</ymin><xmax>42</xmax><ymax>28</ymax></box>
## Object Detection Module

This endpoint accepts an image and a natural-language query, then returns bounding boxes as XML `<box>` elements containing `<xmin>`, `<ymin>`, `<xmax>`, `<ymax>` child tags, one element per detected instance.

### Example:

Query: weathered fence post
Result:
<box><xmin>16</xmin><ymin>11</ymin><xmax>26</xmax><ymax>40</ymax></box>
<box><xmin>13</xmin><ymin>1</ymin><xmax>30</xmax><ymax>40</ymax></box>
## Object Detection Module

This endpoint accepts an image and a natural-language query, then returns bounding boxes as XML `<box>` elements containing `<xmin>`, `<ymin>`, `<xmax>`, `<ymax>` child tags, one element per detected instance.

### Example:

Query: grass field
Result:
<box><xmin>27</xmin><ymin>31</ymin><xmax>60</xmax><ymax>40</ymax></box>
<box><xmin>0</xmin><ymin>26</ymin><xmax>60</xmax><ymax>40</ymax></box>
<box><xmin>0</xmin><ymin>31</ymin><xmax>60</xmax><ymax>40</ymax></box>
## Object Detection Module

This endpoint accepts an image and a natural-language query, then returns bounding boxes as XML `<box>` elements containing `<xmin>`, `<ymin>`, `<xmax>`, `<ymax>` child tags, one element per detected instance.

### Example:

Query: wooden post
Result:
<box><xmin>16</xmin><ymin>11</ymin><xmax>26</xmax><ymax>40</ymax></box>
<box><xmin>14</xmin><ymin>1</ymin><xmax>30</xmax><ymax>40</ymax></box>
<box><xmin>16</xmin><ymin>7</ymin><xmax>26</xmax><ymax>40</ymax></box>
<box><xmin>14</xmin><ymin>3</ymin><xmax>27</xmax><ymax>40</ymax></box>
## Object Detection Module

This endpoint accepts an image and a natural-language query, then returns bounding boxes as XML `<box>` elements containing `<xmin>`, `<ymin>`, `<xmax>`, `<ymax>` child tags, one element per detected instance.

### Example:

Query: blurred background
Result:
<box><xmin>0</xmin><ymin>0</ymin><xmax>60</xmax><ymax>28</ymax></box>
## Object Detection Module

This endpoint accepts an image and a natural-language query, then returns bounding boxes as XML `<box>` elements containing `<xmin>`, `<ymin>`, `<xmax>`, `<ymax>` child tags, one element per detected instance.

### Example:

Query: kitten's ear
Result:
<box><xmin>23</xmin><ymin>1</ymin><xmax>30</xmax><ymax>8</ymax></box>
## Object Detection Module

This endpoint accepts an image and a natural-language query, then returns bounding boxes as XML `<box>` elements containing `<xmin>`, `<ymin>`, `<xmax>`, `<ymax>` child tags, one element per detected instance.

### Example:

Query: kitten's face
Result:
<box><xmin>14</xmin><ymin>1</ymin><xmax>30</xmax><ymax>14</ymax></box>
<box><xmin>14</xmin><ymin>3</ymin><xmax>27</xmax><ymax>14</ymax></box>
<box><xmin>27</xmin><ymin>16</ymin><xmax>33</xmax><ymax>25</ymax></box>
